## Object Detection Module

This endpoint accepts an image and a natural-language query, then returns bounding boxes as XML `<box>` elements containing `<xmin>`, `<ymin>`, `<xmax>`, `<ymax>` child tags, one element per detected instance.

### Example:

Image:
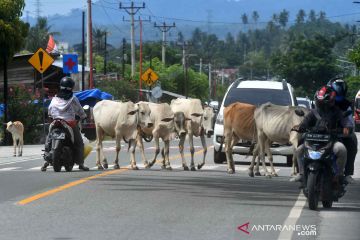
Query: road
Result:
<box><xmin>0</xmin><ymin>135</ymin><xmax>359</xmax><ymax>240</ymax></box>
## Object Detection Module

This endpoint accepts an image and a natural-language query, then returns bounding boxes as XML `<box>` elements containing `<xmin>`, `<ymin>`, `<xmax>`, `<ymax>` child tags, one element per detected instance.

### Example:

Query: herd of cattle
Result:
<box><xmin>4</xmin><ymin>98</ymin><xmax>309</xmax><ymax>177</ymax></box>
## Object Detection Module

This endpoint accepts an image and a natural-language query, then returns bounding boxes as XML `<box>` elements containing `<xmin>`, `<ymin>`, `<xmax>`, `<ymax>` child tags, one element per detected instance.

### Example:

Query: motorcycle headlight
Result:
<box><xmin>308</xmin><ymin>149</ymin><xmax>325</xmax><ymax>160</ymax></box>
<box><xmin>215</xmin><ymin>113</ymin><xmax>223</xmax><ymax>125</ymax></box>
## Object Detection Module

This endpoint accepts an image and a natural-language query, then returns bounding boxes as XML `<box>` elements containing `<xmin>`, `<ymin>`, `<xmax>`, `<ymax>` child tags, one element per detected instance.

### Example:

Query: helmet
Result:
<box><xmin>58</xmin><ymin>77</ymin><xmax>75</xmax><ymax>100</ymax></box>
<box><xmin>59</xmin><ymin>76</ymin><xmax>75</xmax><ymax>91</ymax></box>
<box><xmin>327</xmin><ymin>78</ymin><xmax>347</xmax><ymax>102</ymax></box>
<box><xmin>314</xmin><ymin>86</ymin><xmax>336</xmax><ymax>111</ymax></box>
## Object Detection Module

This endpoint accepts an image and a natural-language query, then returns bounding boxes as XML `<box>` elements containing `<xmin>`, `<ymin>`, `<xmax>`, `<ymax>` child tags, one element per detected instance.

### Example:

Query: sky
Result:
<box><xmin>24</xmin><ymin>0</ymin><xmax>87</xmax><ymax>18</ymax></box>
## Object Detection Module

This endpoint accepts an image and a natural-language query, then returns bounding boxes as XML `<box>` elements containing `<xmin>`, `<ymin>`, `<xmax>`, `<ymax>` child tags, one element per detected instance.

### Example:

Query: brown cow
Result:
<box><xmin>6</xmin><ymin>121</ymin><xmax>24</xmax><ymax>157</ymax></box>
<box><xmin>223</xmin><ymin>102</ymin><xmax>257</xmax><ymax>174</ymax></box>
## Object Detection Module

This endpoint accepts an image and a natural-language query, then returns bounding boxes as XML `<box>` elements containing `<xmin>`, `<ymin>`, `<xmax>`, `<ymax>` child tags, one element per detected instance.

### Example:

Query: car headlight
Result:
<box><xmin>215</xmin><ymin>113</ymin><xmax>223</xmax><ymax>125</ymax></box>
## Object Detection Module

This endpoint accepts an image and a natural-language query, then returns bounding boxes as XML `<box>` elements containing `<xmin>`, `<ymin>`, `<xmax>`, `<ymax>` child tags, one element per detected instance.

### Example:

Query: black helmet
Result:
<box><xmin>60</xmin><ymin>76</ymin><xmax>75</xmax><ymax>91</ymax></box>
<box><xmin>327</xmin><ymin>78</ymin><xmax>347</xmax><ymax>102</ymax></box>
<box><xmin>314</xmin><ymin>86</ymin><xmax>336</xmax><ymax>111</ymax></box>
<box><xmin>58</xmin><ymin>77</ymin><xmax>74</xmax><ymax>100</ymax></box>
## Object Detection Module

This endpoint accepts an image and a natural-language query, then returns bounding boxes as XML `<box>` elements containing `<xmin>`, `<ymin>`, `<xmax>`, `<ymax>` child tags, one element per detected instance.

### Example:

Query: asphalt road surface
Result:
<box><xmin>0</xmin><ymin>135</ymin><xmax>359</xmax><ymax>240</ymax></box>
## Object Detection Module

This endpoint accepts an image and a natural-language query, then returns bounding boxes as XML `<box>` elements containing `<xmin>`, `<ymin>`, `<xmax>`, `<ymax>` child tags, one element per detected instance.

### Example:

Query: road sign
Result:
<box><xmin>63</xmin><ymin>54</ymin><xmax>78</xmax><ymax>74</ymax></box>
<box><xmin>28</xmin><ymin>48</ymin><xmax>54</xmax><ymax>73</ymax></box>
<box><xmin>141</xmin><ymin>68</ymin><xmax>159</xmax><ymax>86</ymax></box>
<box><xmin>151</xmin><ymin>86</ymin><xmax>163</xmax><ymax>99</ymax></box>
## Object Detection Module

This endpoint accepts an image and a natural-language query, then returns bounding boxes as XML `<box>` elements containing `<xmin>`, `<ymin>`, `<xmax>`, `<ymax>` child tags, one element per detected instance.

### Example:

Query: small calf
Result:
<box><xmin>6</xmin><ymin>121</ymin><xmax>24</xmax><ymax>157</ymax></box>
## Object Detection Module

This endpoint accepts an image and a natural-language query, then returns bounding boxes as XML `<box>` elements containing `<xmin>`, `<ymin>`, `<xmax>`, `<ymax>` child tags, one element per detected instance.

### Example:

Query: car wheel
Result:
<box><xmin>214</xmin><ymin>148</ymin><xmax>226</xmax><ymax>164</ymax></box>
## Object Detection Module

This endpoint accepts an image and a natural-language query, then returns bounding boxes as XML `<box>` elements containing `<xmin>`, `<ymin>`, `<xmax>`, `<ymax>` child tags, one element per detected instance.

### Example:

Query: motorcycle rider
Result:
<box><xmin>41</xmin><ymin>77</ymin><xmax>89</xmax><ymax>171</ymax></box>
<box><xmin>327</xmin><ymin>78</ymin><xmax>358</xmax><ymax>184</ymax></box>
<box><xmin>294</xmin><ymin>86</ymin><xmax>351</xmax><ymax>190</ymax></box>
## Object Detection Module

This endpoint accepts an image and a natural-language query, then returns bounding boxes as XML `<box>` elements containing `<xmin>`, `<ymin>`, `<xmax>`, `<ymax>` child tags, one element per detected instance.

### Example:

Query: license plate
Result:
<box><xmin>54</xmin><ymin>133</ymin><xmax>66</xmax><ymax>140</ymax></box>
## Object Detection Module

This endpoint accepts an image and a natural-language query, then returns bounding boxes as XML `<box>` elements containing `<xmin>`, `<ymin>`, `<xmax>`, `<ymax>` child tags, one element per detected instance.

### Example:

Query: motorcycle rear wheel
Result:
<box><xmin>322</xmin><ymin>200</ymin><xmax>333</xmax><ymax>208</ymax></box>
<box><xmin>52</xmin><ymin>143</ymin><xmax>63</xmax><ymax>172</ymax></box>
<box><xmin>65</xmin><ymin>164</ymin><xmax>74</xmax><ymax>172</ymax></box>
<box><xmin>307</xmin><ymin>172</ymin><xmax>320</xmax><ymax>210</ymax></box>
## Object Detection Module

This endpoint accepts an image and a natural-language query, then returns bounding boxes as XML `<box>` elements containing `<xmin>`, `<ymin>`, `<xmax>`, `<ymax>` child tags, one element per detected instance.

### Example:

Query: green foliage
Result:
<box><xmin>5</xmin><ymin>85</ymin><xmax>43</xmax><ymax>144</ymax></box>
<box><xmin>271</xmin><ymin>34</ymin><xmax>339</xmax><ymax>95</ymax></box>
<box><xmin>348</xmin><ymin>43</ymin><xmax>360</xmax><ymax>69</ymax></box>
<box><xmin>345</xmin><ymin>76</ymin><xmax>360</xmax><ymax>100</ymax></box>
<box><xmin>0</xmin><ymin>0</ymin><xmax>29</xmax><ymax>64</ymax></box>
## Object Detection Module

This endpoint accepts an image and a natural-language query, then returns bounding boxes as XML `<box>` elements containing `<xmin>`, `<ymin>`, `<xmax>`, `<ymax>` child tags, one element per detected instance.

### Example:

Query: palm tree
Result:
<box><xmin>26</xmin><ymin>17</ymin><xmax>59</xmax><ymax>52</ymax></box>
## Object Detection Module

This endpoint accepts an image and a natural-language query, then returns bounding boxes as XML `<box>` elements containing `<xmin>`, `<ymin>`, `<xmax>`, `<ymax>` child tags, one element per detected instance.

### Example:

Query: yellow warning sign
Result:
<box><xmin>141</xmin><ymin>68</ymin><xmax>159</xmax><ymax>86</ymax></box>
<box><xmin>28</xmin><ymin>48</ymin><xmax>54</xmax><ymax>73</ymax></box>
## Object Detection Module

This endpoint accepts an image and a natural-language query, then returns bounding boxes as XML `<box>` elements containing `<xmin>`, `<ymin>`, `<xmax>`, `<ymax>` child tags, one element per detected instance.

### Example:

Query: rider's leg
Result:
<box><xmin>41</xmin><ymin>134</ymin><xmax>52</xmax><ymax>171</ymax></box>
<box><xmin>343</xmin><ymin>133</ymin><xmax>357</xmax><ymax>178</ymax></box>
<box><xmin>333</xmin><ymin>141</ymin><xmax>347</xmax><ymax>176</ymax></box>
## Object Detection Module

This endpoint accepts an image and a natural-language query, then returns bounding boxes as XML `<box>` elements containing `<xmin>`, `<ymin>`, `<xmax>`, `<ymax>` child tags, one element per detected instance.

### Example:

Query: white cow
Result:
<box><xmin>170</xmin><ymin>98</ymin><xmax>209</xmax><ymax>171</ymax></box>
<box><xmin>137</xmin><ymin>102</ymin><xmax>175</xmax><ymax>170</ymax></box>
<box><xmin>250</xmin><ymin>103</ymin><xmax>309</xmax><ymax>177</ymax></box>
<box><xmin>6</xmin><ymin>121</ymin><xmax>24</xmax><ymax>157</ymax></box>
<box><xmin>93</xmin><ymin>100</ymin><xmax>152</xmax><ymax>170</ymax></box>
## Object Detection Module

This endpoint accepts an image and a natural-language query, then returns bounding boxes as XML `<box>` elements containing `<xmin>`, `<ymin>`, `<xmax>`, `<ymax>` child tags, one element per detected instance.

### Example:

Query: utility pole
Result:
<box><xmin>81</xmin><ymin>10</ymin><xmax>85</xmax><ymax>90</ymax></box>
<box><xmin>154</xmin><ymin>22</ymin><xmax>176</xmax><ymax>65</ymax></box>
<box><xmin>177</xmin><ymin>41</ymin><xmax>195</xmax><ymax>98</ymax></box>
<box><xmin>104</xmin><ymin>31</ymin><xmax>107</xmax><ymax>75</ymax></box>
<box><xmin>87</xmin><ymin>0</ymin><xmax>94</xmax><ymax>88</ymax></box>
<box><xmin>208</xmin><ymin>63</ymin><xmax>212</xmax><ymax>99</ymax></box>
<box><xmin>120</xmin><ymin>2</ymin><xmax>145</xmax><ymax>78</ymax></box>
<box><xmin>122</xmin><ymin>38</ymin><xmax>126</xmax><ymax>78</ymax></box>
<box><xmin>199</xmin><ymin>58</ymin><xmax>202</xmax><ymax>74</ymax></box>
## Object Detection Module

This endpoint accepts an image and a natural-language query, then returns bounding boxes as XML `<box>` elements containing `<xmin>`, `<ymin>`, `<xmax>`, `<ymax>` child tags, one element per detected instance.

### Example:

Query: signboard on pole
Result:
<box><xmin>63</xmin><ymin>54</ymin><xmax>79</xmax><ymax>74</ymax></box>
<box><xmin>28</xmin><ymin>48</ymin><xmax>54</xmax><ymax>73</ymax></box>
<box><xmin>141</xmin><ymin>67</ymin><xmax>159</xmax><ymax>86</ymax></box>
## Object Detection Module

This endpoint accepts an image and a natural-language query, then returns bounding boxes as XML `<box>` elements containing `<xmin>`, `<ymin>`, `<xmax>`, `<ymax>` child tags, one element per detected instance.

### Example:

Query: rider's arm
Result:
<box><xmin>72</xmin><ymin>97</ymin><xmax>87</xmax><ymax>120</ymax></box>
<box><xmin>298</xmin><ymin>111</ymin><xmax>316</xmax><ymax>132</ymax></box>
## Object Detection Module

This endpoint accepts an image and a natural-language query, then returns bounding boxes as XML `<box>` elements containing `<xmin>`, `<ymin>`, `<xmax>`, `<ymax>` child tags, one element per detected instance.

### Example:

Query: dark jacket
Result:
<box><xmin>298</xmin><ymin>107</ymin><xmax>344</xmax><ymax>133</ymax></box>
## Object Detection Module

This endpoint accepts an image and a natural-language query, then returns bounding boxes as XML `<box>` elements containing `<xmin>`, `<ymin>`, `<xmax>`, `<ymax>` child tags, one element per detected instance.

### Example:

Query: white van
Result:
<box><xmin>213</xmin><ymin>79</ymin><xmax>297</xmax><ymax>165</ymax></box>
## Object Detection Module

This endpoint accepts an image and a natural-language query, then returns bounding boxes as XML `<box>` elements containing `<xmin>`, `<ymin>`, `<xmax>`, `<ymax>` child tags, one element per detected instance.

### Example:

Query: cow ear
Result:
<box><xmin>185</xmin><ymin>117</ymin><xmax>191</xmax><ymax>121</ymax></box>
<box><xmin>191</xmin><ymin>113</ymin><xmax>203</xmax><ymax>117</ymax></box>
<box><xmin>161</xmin><ymin>117</ymin><xmax>174</xmax><ymax>122</ymax></box>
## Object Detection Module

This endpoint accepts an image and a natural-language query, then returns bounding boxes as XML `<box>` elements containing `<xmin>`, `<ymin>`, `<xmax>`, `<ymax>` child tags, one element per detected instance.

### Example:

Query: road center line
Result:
<box><xmin>17</xmin><ymin>145</ymin><xmax>213</xmax><ymax>206</ymax></box>
<box><xmin>17</xmin><ymin>169</ymin><xmax>127</xmax><ymax>205</ymax></box>
<box><xmin>277</xmin><ymin>192</ymin><xmax>306</xmax><ymax>240</ymax></box>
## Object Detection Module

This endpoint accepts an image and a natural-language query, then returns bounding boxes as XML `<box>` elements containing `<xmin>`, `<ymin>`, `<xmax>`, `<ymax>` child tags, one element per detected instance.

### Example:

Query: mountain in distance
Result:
<box><xmin>25</xmin><ymin>0</ymin><xmax>359</xmax><ymax>47</ymax></box>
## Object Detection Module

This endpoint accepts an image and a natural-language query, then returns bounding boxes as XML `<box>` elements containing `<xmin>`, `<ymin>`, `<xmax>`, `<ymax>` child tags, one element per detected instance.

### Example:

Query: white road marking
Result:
<box><xmin>277</xmin><ymin>192</ymin><xmax>306</xmax><ymax>240</ymax></box>
<box><xmin>0</xmin><ymin>167</ymin><xmax>21</xmax><ymax>171</ymax></box>
<box><xmin>0</xmin><ymin>157</ymin><xmax>42</xmax><ymax>166</ymax></box>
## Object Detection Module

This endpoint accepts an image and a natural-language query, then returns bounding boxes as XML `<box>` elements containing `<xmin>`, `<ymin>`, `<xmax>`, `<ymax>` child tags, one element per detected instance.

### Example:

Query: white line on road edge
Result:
<box><xmin>277</xmin><ymin>192</ymin><xmax>306</xmax><ymax>240</ymax></box>
<box><xmin>0</xmin><ymin>167</ymin><xmax>21</xmax><ymax>171</ymax></box>
<box><xmin>0</xmin><ymin>157</ymin><xmax>42</xmax><ymax>166</ymax></box>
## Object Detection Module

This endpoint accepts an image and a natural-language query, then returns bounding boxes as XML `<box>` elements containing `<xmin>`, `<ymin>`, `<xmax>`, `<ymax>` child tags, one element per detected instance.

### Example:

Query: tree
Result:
<box><xmin>279</xmin><ymin>9</ymin><xmax>289</xmax><ymax>28</ymax></box>
<box><xmin>0</xmin><ymin>0</ymin><xmax>29</xmax><ymax>143</ymax></box>
<box><xmin>241</xmin><ymin>13</ymin><xmax>248</xmax><ymax>25</ymax></box>
<box><xmin>308</xmin><ymin>10</ymin><xmax>316</xmax><ymax>22</ymax></box>
<box><xmin>26</xmin><ymin>17</ymin><xmax>57</xmax><ymax>52</ymax></box>
<box><xmin>92</xmin><ymin>27</ymin><xmax>106</xmax><ymax>55</ymax></box>
<box><xmin>252</xmin><ymin>11</ymin><xmax>259</xmax><ymax>24</ymax></box>
<box><xmin>296</xmin><ymin>9</ymin><xmax>306</xmax><ymax>24</ymax></box>
<box><xmin>271</xmin><ymin>35</ymin><xmax>339</xmax><ymax>95</ymax></box>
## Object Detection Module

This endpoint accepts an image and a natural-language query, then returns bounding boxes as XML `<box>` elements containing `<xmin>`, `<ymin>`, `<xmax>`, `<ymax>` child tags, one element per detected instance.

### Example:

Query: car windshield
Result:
<box><xmin>297</xmin><ymin>99</ymin><xmax>311</xmax><ymax>109</ymax></box>
<box><xmin>224</xmin><ymin>88</ymin><xmax>292</xmax><ymax>107</ymax></box>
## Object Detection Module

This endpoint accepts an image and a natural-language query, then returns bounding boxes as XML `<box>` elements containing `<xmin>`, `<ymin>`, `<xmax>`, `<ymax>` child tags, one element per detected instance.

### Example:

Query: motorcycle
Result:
<box><xmin>47</xmin><ymin>119</ymin><xmax>76</xmax><ymax>172</ymax></box>
<box><xmin>294</xmin><ymin>110</ymin><xmax>352</xmax><ymax>210</ymax></box>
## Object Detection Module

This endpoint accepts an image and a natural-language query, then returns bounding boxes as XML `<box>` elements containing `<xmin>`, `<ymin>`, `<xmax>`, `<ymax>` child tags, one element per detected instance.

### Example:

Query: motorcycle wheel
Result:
<box><xmin>322</xmin><ymin>200</ymin><xmax>333</xmax><ymax>208</ymax></box>
<box><xmin>307</xmin><ymin>172</ymin><xmax>320</xmax><ymax>210</ymax></box>
<box><xmin>52</xmin><ymin>143</ymin><xmax>62</xmax><ymax>172</ymax></box>
<box><xmin>143</xmin><ymin>135</ymin><xmax>153</xmax><ymax>142</ymax></box>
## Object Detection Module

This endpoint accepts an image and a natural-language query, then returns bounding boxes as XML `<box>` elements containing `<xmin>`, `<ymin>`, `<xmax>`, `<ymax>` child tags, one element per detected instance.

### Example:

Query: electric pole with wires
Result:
<box><xmin>119</xmin><ymin>2</ymin><xmax>145</xmax><ymax>78</ymax></box>
<box><xmin>154</xmin><ymin>22</ymin><xmax>176</xmax><ymax>66</ymax></box>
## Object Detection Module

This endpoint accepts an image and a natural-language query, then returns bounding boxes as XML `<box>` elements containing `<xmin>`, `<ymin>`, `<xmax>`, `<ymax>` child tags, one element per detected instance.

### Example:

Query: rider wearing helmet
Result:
<box><xmin>41</xmin><ymin>77</ymin><xmax>89</xmax><ymax>171</ymax></box>
<box><xmin>294</xmin><ymin>86</ymin><xmax>351</xmax><ymax>188</ymax></box>
<box><xmin>328</xmin><ymin>78</ymin><xmax>357</xmax><ymax>184</ymax></box>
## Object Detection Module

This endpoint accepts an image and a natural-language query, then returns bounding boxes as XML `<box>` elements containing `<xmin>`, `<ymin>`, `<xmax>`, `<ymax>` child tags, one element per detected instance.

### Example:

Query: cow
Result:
<box><xmin>223</xmin><ymin>102</ymin><xmax>257</xmax><ymax>174</ymax></box>
<box><xmin>250</xmin><ymin>103</ymin><xmax>309</xmax><ymax>177</ymax></box>
<box><xmin>170</xmin><ymin>98</ymin><xmax>209</xmax><ymax>171</ymax></box>
<box><xmin>202</xmin><ymin>106</ymin><xmax>215</xmax><ymax>138</ymax></box>
<box><xmin>136</xmin><ymin>102</ymin><xmax>175</xmax><ymax>170</ymax></box>
<box><xmin>93</xmin><ymin>100</ymin><xmax>152</xmax><ymax>170</ymax></box>
<box><xmin>6</xmin><ymin>121</ymin><xmax>24</xmax><ymax>157</ymax></box>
